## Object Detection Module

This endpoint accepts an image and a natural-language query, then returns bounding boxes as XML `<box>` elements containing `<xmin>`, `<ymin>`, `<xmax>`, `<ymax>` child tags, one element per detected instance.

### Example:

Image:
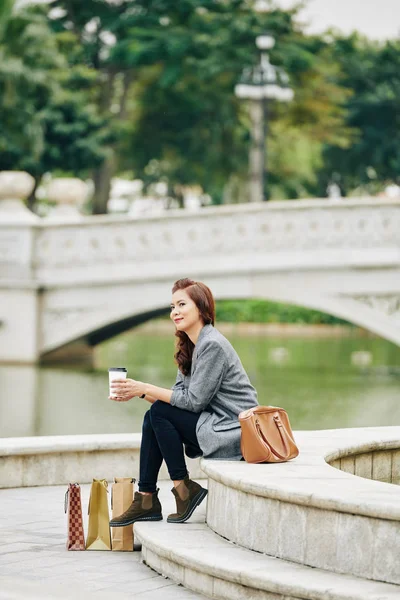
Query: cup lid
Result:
<box><xmin>108</xmin><ymin>367</ymin><xmax>127</xmax><ymax>372</ymax></box>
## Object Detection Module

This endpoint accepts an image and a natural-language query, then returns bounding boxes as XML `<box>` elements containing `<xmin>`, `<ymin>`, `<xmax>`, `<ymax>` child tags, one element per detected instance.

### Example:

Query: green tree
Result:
<box><xmin>125</xmin><ymin>11</ymin><xmax>355</xmax><ymax>203</ymax></box>
<box><xmin>46</xmin><ymin>0</ymin><xmax>142</xmax><ymax>212</ymax></box>
<box><xmin>318</xmin><ymin>34</ymin><xmax>400</xmax><ymax>195</ymax></box>
<box><xmin>0</xmin><ymin>4</ymin><xmax>109</xmax><ymax>203</ymax></box>
<box><xmin>118</xmin><ymin>3</ymin><xmax>289</xmax><ymax>205</ymax></box>
<box><xmin>265</xmin><ymin>35</ymin><xmax>354</xmax><ymax>199</ymax></box>
<box><xmin>1</xmin><ymin>1</ymin><xmax>361</xmax><ymax>209</ymax></box>
<box><xmin>216</xmin><ymin>299</ymin><xmax>351</xmax><ymax>325</ymax></box>
<box><xmin>0</xmin><ymin>7</ymin><xmax>56</xmax><ymax>178</ymax></box>
<box><xmin>0</xmin><ymin>0</ymin><xmax>13</xmax><ymax>31</ymax></box>
<box><xmin>47</xmin><ymin>0</ymin><xmax>305</xmax><ymax>211</ymax></box>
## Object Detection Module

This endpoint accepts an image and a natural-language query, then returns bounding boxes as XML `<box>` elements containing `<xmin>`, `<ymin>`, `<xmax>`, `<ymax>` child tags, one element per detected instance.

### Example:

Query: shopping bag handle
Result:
<box><xmin>88</xmin><ymin>479</ymin><xmax>109</xmax><ymax>514</ymax></box>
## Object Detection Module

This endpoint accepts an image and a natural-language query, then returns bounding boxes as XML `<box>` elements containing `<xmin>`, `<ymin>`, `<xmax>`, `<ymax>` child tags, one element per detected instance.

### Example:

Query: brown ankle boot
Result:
<box><xmin>110</xmin><ymin>490</ymin><xmax>162</xmax><ymax>527</ymax></box>
<box><xmin>167</xmin><ymin>476</ymin><xmax>207</xmax><ymax>524</ymax></box>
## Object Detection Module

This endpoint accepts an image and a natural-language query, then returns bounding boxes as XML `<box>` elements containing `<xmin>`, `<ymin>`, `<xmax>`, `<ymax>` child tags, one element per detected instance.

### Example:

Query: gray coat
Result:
<box><xmin>170</xmin><ymin>324</ymin><xmax>258</xmax><ymax>460</ymax></box>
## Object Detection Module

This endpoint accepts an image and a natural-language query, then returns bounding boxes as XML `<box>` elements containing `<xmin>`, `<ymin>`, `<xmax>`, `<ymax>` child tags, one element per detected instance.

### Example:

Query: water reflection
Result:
<box><xmin>0</xmin><ymin>365</ymin><xmax>38</xmax><ymax>437</ymax></box>
<box><xmin>1</xmin><ymin>329</ymin><xmax>400</xmax><ymax>438</ymax></box>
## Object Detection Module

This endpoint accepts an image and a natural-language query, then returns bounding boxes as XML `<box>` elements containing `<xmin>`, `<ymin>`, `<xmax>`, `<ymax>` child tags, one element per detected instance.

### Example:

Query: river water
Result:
<box><xmin>1</xmin><ymin>326</ymin><xmax>400</xmax><ymax>438</ymax></box>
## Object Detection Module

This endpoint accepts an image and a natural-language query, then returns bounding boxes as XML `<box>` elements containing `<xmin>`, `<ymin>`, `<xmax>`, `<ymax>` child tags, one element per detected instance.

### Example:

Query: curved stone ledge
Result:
<box><xmin>202</xmin><ymin>427</ymin><xmax>400</xmax><ymax>585</ymax></box>
<box><xmin>0</xmin><ymin>433</ymin><xmax>202</xmax><ymax>488</ymax></box>
<box><xmin>0</xmin><ymin>433</ymin><xmax>141</xmax><ymax>456</ymax></box>
<box><xmin>325</xmin><ymin>439</ymin><xmax>400</xmax><ymax>463</ymax></box>
<box><xmin>329</xmin><ymin>448</ymin><xmax>400</xmax><ymax>485</ymax></box>
<box><xmin>202</xmin><ymin>426</ymin><xmax>400</xmax><ymax>521</ymax></box>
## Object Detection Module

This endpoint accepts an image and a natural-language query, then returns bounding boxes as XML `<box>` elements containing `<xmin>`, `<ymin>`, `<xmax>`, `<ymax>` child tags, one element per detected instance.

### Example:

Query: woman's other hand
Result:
<box><xmin>109</xmin><ymin>378</ymin><xmax>145</xmax><ymax>402</ymax></box>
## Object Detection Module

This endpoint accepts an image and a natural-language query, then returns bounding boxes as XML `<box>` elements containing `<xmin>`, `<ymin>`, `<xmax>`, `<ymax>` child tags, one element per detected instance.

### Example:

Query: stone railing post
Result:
<box><xmin>46</xmin><ymin>178</ymin><xmax>88</xmax><ymax>219</ymax></box>
<box><xmin>0</xmin><ymin>171</ymin><xmax>38</xmax><ymax>223</ymax></box>
<box><xmin>0</xmin><ymin>171</ymin><xmax>40</xmax><ymax>363</ymax></box>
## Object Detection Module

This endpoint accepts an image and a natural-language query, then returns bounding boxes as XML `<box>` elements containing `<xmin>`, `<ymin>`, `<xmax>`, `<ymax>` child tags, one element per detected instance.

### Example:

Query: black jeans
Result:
<box><xmin>138</xmin><ymin>400</ymin><xmax>203</xmax><ymax>493</ymax></box>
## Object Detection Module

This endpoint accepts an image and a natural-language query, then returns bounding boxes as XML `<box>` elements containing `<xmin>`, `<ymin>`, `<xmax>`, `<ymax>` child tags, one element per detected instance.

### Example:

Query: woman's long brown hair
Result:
<box><xmin>172</xmin><ymin>278</ymin><xmax>216</xmax><ymax>375</ymax></box>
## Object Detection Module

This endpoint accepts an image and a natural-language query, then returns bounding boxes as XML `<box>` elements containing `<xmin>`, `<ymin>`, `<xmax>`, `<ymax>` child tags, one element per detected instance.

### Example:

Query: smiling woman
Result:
<box><xmin>108</xmin><ymin>278</ymin><xmax>258</xmax><ymax>529</ymax></box>
<box><xmin>171</xmin><ymin>280</ymin><xmax>215</xmax><ymax>377</ymax></box>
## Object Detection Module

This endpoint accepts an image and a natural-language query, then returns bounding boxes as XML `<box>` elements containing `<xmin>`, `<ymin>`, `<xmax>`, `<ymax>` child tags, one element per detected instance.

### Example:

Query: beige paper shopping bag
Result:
<box><xmin>86</xmin><ymin>479</ymin><xmax>111</xmax><ymax>550</ymax></box>
<box><xmin>111</xmin><ymin>477</ymin><xmax>135</xmax><ymax>551</ymax></box>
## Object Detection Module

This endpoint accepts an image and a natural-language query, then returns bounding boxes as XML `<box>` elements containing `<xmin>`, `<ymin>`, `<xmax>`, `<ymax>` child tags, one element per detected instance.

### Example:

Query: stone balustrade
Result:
<box><xmin>1</xmin><ymin>201</ymin><xmax>400</xmax><ymax>363</ymax></box>
<box><xmin>1</xmin><ymin>169</ymin><xmax>400</xmax><ymax>362</ymax></box>
<box><xmin>46</xmin><ymin>177</ymin><xmax>88</xmax><ymax>219</ymax></box>
<box><xmin>0</xmin><ymin>171</ymin><xmax>37</xmax><ymax>223</ymax></box>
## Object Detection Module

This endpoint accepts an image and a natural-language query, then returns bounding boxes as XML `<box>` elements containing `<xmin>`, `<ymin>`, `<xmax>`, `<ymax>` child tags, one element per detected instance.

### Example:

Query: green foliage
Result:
<box><xmin>265</xmin><ymin>35</ymin><xmax>355</xmax><ymax>199</ymax></box>
<box><xmin>0</xmin><ymin>0</ymin><xmax>13</xmax><ymax>34</ymax></box>
<box><xmin>48</xmin><ymin>0</ymin><xmax>333</xmax><ymax>205</ymax></box>
<box><xmin>268</xmin><ymin>123</ymin><xmax>323</xmax><ymax>199</ymax></box>
<box><xmin>216</xmin><ymin>300</ymin><xmax>351</xmax><ymax>325</ymax></box>
<box><xmin>50</xmin><ymin>0</ymin><xmax>295</xmax><ymax>203</ymax></box>
<box><xmin>0</xmin><ymin>11</ymin><xmax>55</xmax><ymax>171</ymax></box>
<box><xmin>122</xmin><ymin>5</ymin><xmax>353</xmax><ymax>201</ymax></box>
<box><xmin>0</xmin><ymin>4</ymin><xmax>109</xmax><ymax>180</ymax></box>
<box><xmin>1</xmin><ymin>1</ymin><xmax>399</xmax><ymax>207</ymax></box>
<box><xmin>318</xmin><ymin>34</ymin><xmax>400</xmax><ymax>195</ymax></box>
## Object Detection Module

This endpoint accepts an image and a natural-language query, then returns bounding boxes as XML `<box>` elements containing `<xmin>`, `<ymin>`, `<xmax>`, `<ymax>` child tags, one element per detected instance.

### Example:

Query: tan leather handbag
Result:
<box><xmin>239</xmin><ymin>406</ymin><xmax>299</xmax><ymax>463</ymax></box>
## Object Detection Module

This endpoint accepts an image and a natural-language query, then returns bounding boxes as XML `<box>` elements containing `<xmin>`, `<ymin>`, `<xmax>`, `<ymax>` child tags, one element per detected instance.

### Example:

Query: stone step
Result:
<box><xmin>201</xmin><ymin>427</ymin><xmax>400</xmax><ymax>585</ymax></box>
<box><xmin>134</xmin><ymin>519</ymin><xmax>400</xmax><ymax>600</ymax></box>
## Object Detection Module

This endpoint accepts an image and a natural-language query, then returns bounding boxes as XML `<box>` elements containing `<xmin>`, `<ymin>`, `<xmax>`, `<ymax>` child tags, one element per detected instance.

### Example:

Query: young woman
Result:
<box><xmin>109</xmin><ymin>278</ymin><xmax>258</xmax><ymax>527</ymax></box>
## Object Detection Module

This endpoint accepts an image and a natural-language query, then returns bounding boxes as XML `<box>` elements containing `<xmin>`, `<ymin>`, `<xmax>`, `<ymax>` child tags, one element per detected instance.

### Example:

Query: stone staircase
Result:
<box><xmin>1</xmin><ymin>427</ymin><xmax>399</xmax><ymax>599</ymax></box>
<box><xmin>135</xmin><ymin>427</ymin><xmax>400</xmax><ymax>600</ymax></box>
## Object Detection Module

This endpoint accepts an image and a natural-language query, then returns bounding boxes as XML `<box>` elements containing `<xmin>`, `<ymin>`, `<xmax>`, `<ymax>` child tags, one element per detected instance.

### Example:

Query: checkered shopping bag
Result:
<box><xmin>65</xmin><ymin>483</ymin><xmax>86</xmax><ymax>551</ymax></box>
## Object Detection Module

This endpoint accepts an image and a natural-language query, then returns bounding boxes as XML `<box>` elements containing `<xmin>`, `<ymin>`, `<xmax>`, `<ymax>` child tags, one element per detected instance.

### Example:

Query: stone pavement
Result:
<box><xmin>0</xmin><ymin>482</ymin><xmax>206</xmax><ymax>600</ymax></box>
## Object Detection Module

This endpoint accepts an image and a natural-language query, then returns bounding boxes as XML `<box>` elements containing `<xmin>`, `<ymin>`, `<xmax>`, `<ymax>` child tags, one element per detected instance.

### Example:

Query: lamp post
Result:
<box><xmin>235</xmin><ymin>35</ymin><xmax>293</xmax><ymax>202</ymax></box>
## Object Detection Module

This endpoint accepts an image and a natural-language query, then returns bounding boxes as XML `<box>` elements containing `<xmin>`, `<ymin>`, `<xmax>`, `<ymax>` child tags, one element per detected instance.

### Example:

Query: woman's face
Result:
<box><xmin>170</xmin><ymin>289</ymin><xmax>203</xmax><ymax>333</ymax></box>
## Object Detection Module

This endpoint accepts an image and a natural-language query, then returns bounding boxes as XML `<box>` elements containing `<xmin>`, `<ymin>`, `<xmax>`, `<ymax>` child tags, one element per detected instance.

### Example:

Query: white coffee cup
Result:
<box><xmin>109</xmin><ymin>367</ymin><xmax>127</xmax><ymax>398</ymax></box>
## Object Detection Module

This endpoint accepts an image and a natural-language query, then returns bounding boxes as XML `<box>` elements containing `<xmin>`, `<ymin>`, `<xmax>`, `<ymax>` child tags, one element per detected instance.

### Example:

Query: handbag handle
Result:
<box><xmin>256</xmin><ymin>415</ymin><xmax>291</xmax><ymax>461</ymax></box>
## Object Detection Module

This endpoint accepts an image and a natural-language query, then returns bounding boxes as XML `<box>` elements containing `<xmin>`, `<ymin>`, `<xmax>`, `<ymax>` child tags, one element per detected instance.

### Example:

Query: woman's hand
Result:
<box><xmin>109</xmin><ymin>378</ymin><xmax>146</xmax><ymax>402</ymax></box>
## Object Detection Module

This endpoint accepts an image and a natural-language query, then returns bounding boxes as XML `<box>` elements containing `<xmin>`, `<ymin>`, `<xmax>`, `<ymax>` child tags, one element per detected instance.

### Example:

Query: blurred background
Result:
<box><xmin>2</xmin><ymin>0</ymin><xmax>400</xmax><ymax>213</ymax></box>
<box><xmin>1</xmin><ymin>0</ymin><xmax>400</xmax><ymax>437</ymax></box>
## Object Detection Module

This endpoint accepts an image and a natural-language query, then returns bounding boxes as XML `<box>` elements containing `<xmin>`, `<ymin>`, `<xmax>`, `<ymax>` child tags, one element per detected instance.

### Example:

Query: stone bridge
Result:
<box><xmin>1</xmin><ymin>197</ymin><xmax>400</xmax><ymax>363</ymax></box>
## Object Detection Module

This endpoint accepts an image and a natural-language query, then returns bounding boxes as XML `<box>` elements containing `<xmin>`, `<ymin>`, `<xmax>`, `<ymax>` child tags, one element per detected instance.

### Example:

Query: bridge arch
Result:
<box><xmin>40</xmin><ymin>273</ymin><xmax>400</xmax><ymax>361</ymax></box>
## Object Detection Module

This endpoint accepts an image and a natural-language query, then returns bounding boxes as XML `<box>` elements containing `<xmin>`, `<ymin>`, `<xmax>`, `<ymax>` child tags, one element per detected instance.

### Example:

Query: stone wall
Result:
<box><xmin>0</xmin><ymin>433</ymin><xmax>203</xmax><ymax>489</ymax></box>
<box><xmin>329</xmin><ymin>448</ymin><xmax>400</xmax><ymax>485</ymax></box>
